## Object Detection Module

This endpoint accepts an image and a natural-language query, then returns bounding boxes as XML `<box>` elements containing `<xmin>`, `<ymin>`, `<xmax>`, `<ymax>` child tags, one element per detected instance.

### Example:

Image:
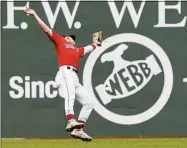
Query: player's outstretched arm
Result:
<box><xmin>79</xmin><ymin>31</ymin><xmax>103</xmax><ymax>57</ymax></box>
<box><xmin>79</xmin><ymin>42</ymin><xmax>101</xmax><ymax>57</ymax></box>
<box><xmin>82</xmin><ymin>43</ymin><xmax>97</xmax><ymax>55</ymax></box>
<box><xmin>24</xmin><ymin>7</ymin><xmax>52</xmax><ymax>38</ymax></box>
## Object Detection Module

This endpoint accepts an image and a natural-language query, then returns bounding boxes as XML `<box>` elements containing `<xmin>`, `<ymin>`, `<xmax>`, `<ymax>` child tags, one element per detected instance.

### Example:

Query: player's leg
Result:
<box><xmin>71</xmin><ymin>85</ymin><xmax>94</xmax><ymax>141</ymax></box>
<box><xmin>75</xmin><ymin>85</ymin><xmax>94</xmax><ymax>123</ymax></box>
<box><xmin>55</xmin><ymin>69</ymin><xmax>84</xmax><ymax>132</ymax></box>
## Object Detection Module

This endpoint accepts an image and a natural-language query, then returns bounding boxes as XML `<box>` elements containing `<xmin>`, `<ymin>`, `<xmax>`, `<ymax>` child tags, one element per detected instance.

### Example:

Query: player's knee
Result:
<box><xmin>85</xmin><ymin>99</ymin><xmax>95</xmax><ymax>109</ymax></box>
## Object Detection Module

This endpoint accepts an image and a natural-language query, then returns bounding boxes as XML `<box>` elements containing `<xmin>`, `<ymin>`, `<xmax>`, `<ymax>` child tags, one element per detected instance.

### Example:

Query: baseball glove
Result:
<box><xmin>93</xmin><ymin>31</ymin><xmax>103</xmax><ymax>46</ymax></box>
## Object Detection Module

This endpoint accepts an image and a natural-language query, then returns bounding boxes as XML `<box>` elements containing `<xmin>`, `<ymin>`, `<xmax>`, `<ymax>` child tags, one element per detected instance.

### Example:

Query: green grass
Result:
<box><xmin>2</xmin><ymin>138</ymin><xmax>187</xmax><ymax>148</ymax></box>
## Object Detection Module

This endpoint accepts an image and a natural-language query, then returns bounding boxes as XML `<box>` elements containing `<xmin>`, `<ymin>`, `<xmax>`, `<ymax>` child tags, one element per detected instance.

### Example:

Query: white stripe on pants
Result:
<box><xmin>55</xmin><ymin>66</ymin><xmax>94</xmax><ymax>122</ymax></box>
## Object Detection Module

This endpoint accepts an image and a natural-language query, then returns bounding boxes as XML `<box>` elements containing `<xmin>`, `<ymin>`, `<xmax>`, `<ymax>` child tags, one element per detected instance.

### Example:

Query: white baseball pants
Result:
<box><xmin>55</xmin><ymin>66</ymin><xmax>94</xmax><ymax>122</ymax></box>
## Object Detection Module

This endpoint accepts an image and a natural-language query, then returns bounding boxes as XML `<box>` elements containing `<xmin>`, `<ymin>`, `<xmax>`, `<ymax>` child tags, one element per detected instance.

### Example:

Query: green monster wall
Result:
<box><xmin>1</xmin><ymin>1</ymin><xmax>187</xmax><ymax>138</ymax></box>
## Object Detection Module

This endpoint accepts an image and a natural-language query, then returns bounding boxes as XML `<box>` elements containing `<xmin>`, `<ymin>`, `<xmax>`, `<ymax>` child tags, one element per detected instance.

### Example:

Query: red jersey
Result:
<box><xmin>49</xmin><ymin>31</ymin><xmax>84</xmax><ymax>69</ymax></box>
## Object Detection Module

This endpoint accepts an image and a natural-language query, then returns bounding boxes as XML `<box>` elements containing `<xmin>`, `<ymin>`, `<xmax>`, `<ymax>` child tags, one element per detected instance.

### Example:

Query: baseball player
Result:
<box><xmin>24</xmin><ymin>7</ymin><xmax>102</xmax><ymax>142</ymax></box>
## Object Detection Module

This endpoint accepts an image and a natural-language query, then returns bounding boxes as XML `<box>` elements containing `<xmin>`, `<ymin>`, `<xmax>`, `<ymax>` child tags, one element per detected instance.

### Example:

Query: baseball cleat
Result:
<box><xmin>71</xmin><ymin>129</ymin><xmax>92</xmax><ymax>142</ymax></box>
<box><xmin>66</xmin><ymin>119</ymin><xmax>84</xmax><ymax>132</ymax></box>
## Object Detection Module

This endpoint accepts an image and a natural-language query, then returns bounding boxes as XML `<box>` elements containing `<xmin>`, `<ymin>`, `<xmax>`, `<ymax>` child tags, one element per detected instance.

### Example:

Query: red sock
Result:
<box><xmin>66</xmin><ymin>114</ymin><xmax>74</xmax><ymax>121</ymax></box>
<box><xmin>77</xmin><ymin>120</ymin><xmax>85</xmax><ymax>124</ymax></box>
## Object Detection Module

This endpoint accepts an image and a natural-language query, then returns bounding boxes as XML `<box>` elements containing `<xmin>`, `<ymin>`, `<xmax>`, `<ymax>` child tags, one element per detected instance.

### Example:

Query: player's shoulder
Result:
<box><xmin>52</xmin><ymin>30</ymin><xmax>60</xmax><ymax>36</ymax></box>
<box><xmin>52</xmin><ymin>31</ymin><xmax>65</xmax><ymax>41</ymax></box>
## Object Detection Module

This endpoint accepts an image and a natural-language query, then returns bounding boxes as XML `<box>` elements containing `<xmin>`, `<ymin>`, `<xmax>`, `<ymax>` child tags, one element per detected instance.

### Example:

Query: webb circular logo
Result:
<box><xmin>83</xmin><ymin>33</ymin><xmax>173</xmax><ymax>125</ymax></box>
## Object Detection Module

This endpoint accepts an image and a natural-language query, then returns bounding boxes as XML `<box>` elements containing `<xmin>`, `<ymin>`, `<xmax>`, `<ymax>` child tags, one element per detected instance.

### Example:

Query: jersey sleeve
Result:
<box><xmin>78</xmin><ymin>43</ymin><xmax>97</xmax><ymax>57</ymax></box>
<box><xmin>78</xmin><ymin>47</ymin><xmax>85</xmax><ymax>57</ymax></box>
<box><xmin>48</xmin><ymin>31</ymin><xmax>65</xmax><ymax>47</ymax></box>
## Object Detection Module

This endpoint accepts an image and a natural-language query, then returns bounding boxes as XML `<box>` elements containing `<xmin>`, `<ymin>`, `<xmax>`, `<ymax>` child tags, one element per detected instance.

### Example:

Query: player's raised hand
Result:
<box><xmin>25</xmin><ymin>7</ymin><xmax>36</xmax><ymax>16</ymax></box>
<box><xmin>25</xmin><ymin>6</ymin><xmax>52</xmax><ymax>37</ymax></box>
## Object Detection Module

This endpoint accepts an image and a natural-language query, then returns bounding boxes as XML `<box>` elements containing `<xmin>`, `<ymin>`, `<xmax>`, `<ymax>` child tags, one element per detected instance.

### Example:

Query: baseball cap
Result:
<box><xmin>61</xmin><ymin>34</ymin><xmax>76</xmax><ymax>41</ymax></box>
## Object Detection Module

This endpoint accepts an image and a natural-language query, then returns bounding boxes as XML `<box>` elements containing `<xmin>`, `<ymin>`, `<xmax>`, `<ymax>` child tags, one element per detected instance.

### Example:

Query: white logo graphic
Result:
<box><xmin>107</xmin><ymin>0</ymin><xmax>186</xmax><ymax>28</ymax></box>
<box><xmin>3</xmin><ymin>0</ymin><xmax>187</xmax><ymax>30</ymax></box>
<box><xmin>9</xmin><ymin>76</ymin><xmax>62</xmax><ymax>99</ymax></box>
<box><xmin>95</xmin><ymin>44</ymin><xmax>162</xmax><ymax>105</ymax></box>
<box><xmin>83</xmin><ymin>33</ymin><xmax>173</xmax><ymax>125</ymax></box>
<box><xmin>3</xmin><ymin>0</ymin><xmax>81</xmax><ymax>30</ymax></box>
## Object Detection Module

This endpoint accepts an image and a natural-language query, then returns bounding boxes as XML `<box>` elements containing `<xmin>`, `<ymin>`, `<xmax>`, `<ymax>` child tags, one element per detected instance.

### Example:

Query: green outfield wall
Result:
<box><xmin>1</xmin><ymin>1</ymin><xmax>187</xmax><ymax>138</ymax></box>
